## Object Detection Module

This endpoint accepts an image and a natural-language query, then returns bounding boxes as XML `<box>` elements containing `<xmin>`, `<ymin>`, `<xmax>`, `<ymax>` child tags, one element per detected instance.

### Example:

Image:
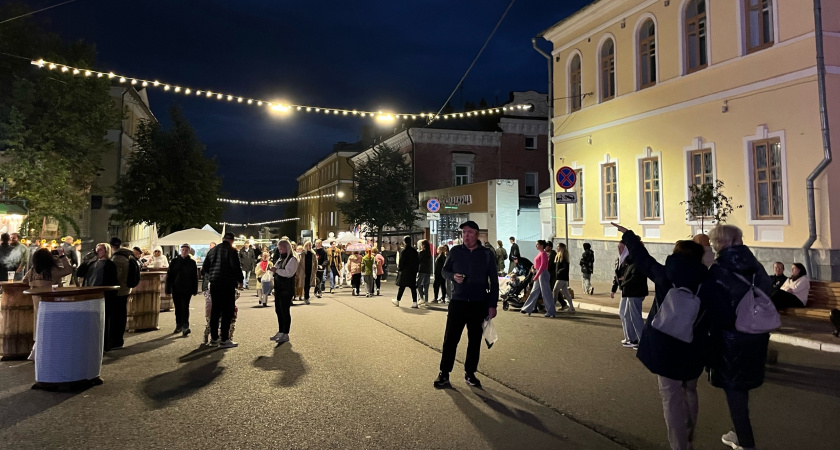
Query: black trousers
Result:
<box><xmin>771</xmin><ymin>290</ymin><xmax>804</xmax><ymax>309</ymax></box>
<box><xmin>209</xmin><ymin>283</ymin><xmax>236</xmax><ymax>341</ymax></box>
<box><xmin>433</xmin><ymin>276</ymin><xmax>447</xmax><ymax>300</ymax></box>
<box><xmin>375</xmin><ymin>274</ymin><xmax>382</xmax><ymax>290</ymax></box>
<box><xmin>274</xmin><ymin>289</ymin><xmax>292</xmax><ymax>334</ymax></box>
<box><xmin>724</xmin><ymin>389</ymin><xmax>755</xmax><ymax>448</ymax></box>
<box><xmin>304</xmin><ymin>271</ymin><xmax>312</xmax><ymax>299</ymax></box>
<box><xmin>104</xmin><ymin>294</ymin><xmax>128</xmax><ymax>351</ymax></box>
<box><xmin>440</xmin><ymin>301</ymin><xmax>488</xmax><ymax>374</ymax></box>
<box><xmin>351</xmin><ymin>273</ymin><xmax>362</xmax><ymax>293</ymax></box>
<box><xmin>173</xmin><ymin>292</ymin><xmax>192</xmax><ymax>328</ymax></box>
<box><xmin>397</xmin><ymin>285</ymin><xmax>417</xmax><ymax>302</ymax></box>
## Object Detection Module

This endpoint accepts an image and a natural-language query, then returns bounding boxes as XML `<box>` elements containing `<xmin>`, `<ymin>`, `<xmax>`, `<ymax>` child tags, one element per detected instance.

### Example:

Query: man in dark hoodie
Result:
<box><xmin>202</xmin><ymin>232</ymin><xmax>244</xmax><ymax>348</ymax></box>
<box><xmin>611</xmin><ymin>241</ymin><xmax>649</xmax><ymax>349</ymax></box>
<box><xmin>613</xmin><ymin>222</ymin><xmax>717</xmax><ymax>450</ymax></box>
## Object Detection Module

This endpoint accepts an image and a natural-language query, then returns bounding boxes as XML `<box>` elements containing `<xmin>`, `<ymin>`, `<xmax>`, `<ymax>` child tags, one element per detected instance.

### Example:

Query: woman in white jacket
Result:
<box><xmin>771</xmin><ymin>262</ymin><xmax>810</xmax><ymax>309</ymax></box>
<box><xmin>147</xmin><ymin>246</ymin><xmax>169</xmax><ymax>269</ymax></box>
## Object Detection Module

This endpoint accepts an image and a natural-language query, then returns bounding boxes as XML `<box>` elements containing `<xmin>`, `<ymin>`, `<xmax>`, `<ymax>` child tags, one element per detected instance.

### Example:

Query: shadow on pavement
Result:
<box><xmin>0</xmin><ymin>388</ymin><xmax>83</xmax><ymax>430</ymax></box>
<box><xmin>765</xmin><ymin>362</ymin><xmax>840</xmax><ymax>398</ymax></box>
<box><xmin>103</xmin><ymin>334</ymin><xmax>179</xmax><ymax>364</ymax></box>
<box><xmin>141</xmin><ymin>351</ymin><xmax>225</xmax><ymax>409</ymax></box>
<box><xmin>252</xmin><ymin>343</ymin><xmax>307</xmax><ymax>387</ymax></box>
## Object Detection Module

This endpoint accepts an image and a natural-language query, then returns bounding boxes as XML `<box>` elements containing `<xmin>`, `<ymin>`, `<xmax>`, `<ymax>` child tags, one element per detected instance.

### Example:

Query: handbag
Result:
<box><xmin>260</xmin><ymin>270</ymin><xmax>272</xmax><ymax>283</ymax></box>
<box><xmin>732</xmin><ymin>272</ymin><xmax>781</xmax><ymax>334</ymax></box>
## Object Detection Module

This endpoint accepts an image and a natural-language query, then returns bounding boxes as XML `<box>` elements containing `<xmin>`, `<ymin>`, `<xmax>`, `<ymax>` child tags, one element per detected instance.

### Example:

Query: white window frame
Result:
<box><xmin>566</xmin><ymin>49</ymin><xmax>584</xmax><ymax>114</ymax></box>
<box><xmin>635</xmin><ymin>147</ymin><xmax>664</xmax><ymax>225</ymax></box>
<box><xmin>736</xmin><ymin>0</ymin><xmax>779</xmax><ymax>56</ymax></box>
<box><xmin>570</xmin><ymin>163</ymin><xmax>585</xmax><ymax>224</ymax></box>
<box><xmin>454</xmin><ymin>165</ymin><xmax>471</xmax><ymax>186</ymax></box>
<box><xmin>679</xmin><ymin>0</ymin><xmax>713</xmax><ymax>76</ymax></box>
<box><xmin>743</xmin><ymin>125</ymin><xmax>789</xmax><ymax>226</ymax></box>
<box><xmin>451</xmin><ymin>152</ymin><xmax>475</xmax><ymax>187</ymax></box>
<box><xmin>633</xmin><ymin>13</ymin><xmax>660</xmax><ymax>91</ymax></box>
<box><xmin>596</xmin><ymin>34</ymin><xmax>617</xmax><ymax>103</ymax></box>
<box><xmin>525</xmin><ymin>172</ymin><xmax>539</xmax><ymax>197</ymax></box>
<box><xmin>682</xmin><ymin>137</ymin><xmax>718</xmax><ymax>225</ymax></box>
<box><xmin>599</xmin><ymin>155</ymin><xmax>620</xmax><ymax>224</ymax></box>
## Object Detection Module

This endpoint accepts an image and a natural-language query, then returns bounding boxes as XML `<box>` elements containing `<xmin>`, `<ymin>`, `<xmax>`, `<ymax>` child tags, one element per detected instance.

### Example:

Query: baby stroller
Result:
<box><xmin>501</xmin><ymin>272</ymin><xmax>534</xmax><ymax>311</ymax></box>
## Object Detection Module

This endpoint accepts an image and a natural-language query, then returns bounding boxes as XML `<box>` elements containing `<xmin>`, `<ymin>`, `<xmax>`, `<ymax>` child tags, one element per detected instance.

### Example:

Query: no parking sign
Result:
<box><xmin>556</xmin><ymin>166</ymin><xmax>577</xmax><ymax>190</ymax></box>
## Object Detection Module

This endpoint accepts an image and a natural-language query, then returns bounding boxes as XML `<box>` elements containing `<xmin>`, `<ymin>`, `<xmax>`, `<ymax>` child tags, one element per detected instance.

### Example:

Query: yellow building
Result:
<box><xmin>542</xmin><ymin>0</ymin><xmax>840</xmax><ymax>280</ymax></box>
<box><xmin>296</xmin><ymin>149</ymin><xmax>356</xmax><ymax>241</ymax></box>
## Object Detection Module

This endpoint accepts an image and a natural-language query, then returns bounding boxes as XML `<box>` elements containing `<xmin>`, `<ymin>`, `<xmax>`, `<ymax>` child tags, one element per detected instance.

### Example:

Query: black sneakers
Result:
<box><xmin>433</xmin><ymin>371</ymin><xmax>450</xmax><ymax>389</ymax></box>
<box><xmin>465</xmin><ymin>373</ymin><xmax>482</xmax><ymax>387</ymax></box>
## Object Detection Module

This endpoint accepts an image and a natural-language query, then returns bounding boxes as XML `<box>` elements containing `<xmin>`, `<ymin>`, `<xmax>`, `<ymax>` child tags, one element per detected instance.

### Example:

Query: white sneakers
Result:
<box><xmin>219</xmin><ymin>340</ymin><xmax>238</xmax><ymax>348</ymax></box>
<box><xmin>392</xmin><ymin>299</ymin><xmax>400</xmax><ymax>307</ymax></box>
<box><xmin>411</xmin><ymin>302</ymin><xmax>419</xmax><ymax>309</ymax></box>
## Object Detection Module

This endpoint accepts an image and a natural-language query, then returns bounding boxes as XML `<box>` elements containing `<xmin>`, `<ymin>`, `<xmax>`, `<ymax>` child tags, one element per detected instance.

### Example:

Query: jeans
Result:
<box><xmin>582</xmin><ymin>274</ymin><xmax>592</xmax><ymax>294</ymax></box>
<box><xmin>209</xmin><ymin>283</ymin><xmax>236</xmax><ymax>341</ymax></box>
<box><xmin>172</xmin><ymin>292</ymin><xmax>192</xmax><ymax>329</ymax></box>
<box><xmin>522</xmin><ymin>271</ymin><xmax>555</xmax><ymax>316</ymax></box>
<box><xmin>724</xmin><ymin>389</ymin><xmax>755</xmax><ymax>448</ymax></box>
<box><xmin>274</xmin><ymin>288</ymin><xmax>292</xmax><ymax>334</ymax></box>
<box><xmin>328</xmin><ymin>267</ymin><xmax>337</xmax><ymax>289</ymax></box>
<box><xmin>439</xmin><ymin>300</ymin><xmax>487</xmax><ymax>374</ymax></box>
<box><xmin>241</xmin><ymin>270</ymin><xmax>252</xmax><ymax>289</ymax></box>
<box><xmin>416</xmin><ymin>273</ymin><xmax>431</xmax><ymax>300</ymax></box>
<box><xmin>620</xmin><ymin>296</ymin><xmax>645</xmax><ymax>342</ymax></box>
<box><xmin>658</xmin><ymin>376</ymin><xmax>699</xmax><ymax>450</ymax></box>
<box><xmin>552</xmin><ymin>280</ymin><xmax>572</xmax><ymax>308</ymax></box>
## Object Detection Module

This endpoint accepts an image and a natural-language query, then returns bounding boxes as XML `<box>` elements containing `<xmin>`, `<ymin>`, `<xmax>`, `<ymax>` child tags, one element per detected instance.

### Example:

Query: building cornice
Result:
<box><xmin>411</xmin><ymin>128</ymin><xmax>500</xmax><ymax>146</ymax></box>
<box><xmin>544</xmin><ymin>0</ymin><xmax>658</xmax><ymax>54</ymax></box>
<box><xmin>499</xmin><ymin>118</ymin><xmax>548</xmax><ymax>136</ymax></box>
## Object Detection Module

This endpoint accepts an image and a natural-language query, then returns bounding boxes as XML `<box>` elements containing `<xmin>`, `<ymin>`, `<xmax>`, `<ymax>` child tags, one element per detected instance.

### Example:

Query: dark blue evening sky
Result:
<box><xmin>30</xmin><ymin>0</ymin><xmax>592</xmax><ymax>223</ymax></box>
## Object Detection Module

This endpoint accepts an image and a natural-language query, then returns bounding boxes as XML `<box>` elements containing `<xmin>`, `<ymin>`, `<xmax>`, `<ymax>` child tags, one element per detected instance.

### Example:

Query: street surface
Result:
<box><xmin>1</xmin><ymin>280</ymin><xmax>839</xmax><ymax>449</ymax></box>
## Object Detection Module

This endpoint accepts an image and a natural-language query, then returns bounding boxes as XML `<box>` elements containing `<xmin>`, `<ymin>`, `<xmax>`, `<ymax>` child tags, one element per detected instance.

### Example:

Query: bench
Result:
<box><xmin>779</xmin><ymin>280</ymin><xmax>840</xmax><ymax>319</ymax></box>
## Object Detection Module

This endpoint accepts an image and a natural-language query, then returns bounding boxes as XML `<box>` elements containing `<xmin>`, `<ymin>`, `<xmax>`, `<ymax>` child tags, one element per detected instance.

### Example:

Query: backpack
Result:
<box><xmin>651</xmin><ymin>284</ymin><xmax>702</xmax><ymax>343</ymax></box>
<box><xmin>732</xmin><ymin>272</ymin><xmax>781</xmax><ymax>334</ymax></box>
<box><xmin>126</xmin><ymin>255</ymin><xmax>141</xmax><ymax>288</ymax></box>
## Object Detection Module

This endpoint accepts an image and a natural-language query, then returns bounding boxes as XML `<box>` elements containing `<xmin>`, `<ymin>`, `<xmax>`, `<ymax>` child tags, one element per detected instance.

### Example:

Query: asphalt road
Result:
<box><xmin>2</xmin><ymin>280</ymin><xmax>839</xmax><ymax>449</ymax></box>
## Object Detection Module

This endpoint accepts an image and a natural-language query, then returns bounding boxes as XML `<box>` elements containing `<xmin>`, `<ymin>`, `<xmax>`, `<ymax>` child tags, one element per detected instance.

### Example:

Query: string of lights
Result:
<box><xmin>217</xmin><ymin>192</ymin><xmax>341</xmax><ymax>205</ymax></box>
<box><xmin>30</xmin><ymin>59</ymin><xmax>533</xmax><ymax>121</ymax></box>
<box><xmin>219</xmin><ymin>218</ymin><xmax>299</xmax><ymax>227</ymax></box>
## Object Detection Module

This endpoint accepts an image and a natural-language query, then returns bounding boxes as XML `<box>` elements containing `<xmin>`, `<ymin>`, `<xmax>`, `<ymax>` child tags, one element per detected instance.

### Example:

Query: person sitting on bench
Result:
<box><xmin>769</xmin><ymin>261</ymin><xmax>787</xmax><ymax>295</ymax></box>
<box><xmin>771</xmin><ymin>262</ymin><xmax>810</xmax><ymax>309</ymax></box>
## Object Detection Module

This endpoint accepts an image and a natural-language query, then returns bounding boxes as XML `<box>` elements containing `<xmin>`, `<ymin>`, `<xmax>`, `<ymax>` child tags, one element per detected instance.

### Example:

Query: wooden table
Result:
<box><xmin>24</xmin><ymin>286</ymin><xmax>119</xmax><ymax>390</ymax></box>
<box><xmin>0</xmin><ymin>282</ymin><xmax>34</xmax><ymax>360</ymax></box>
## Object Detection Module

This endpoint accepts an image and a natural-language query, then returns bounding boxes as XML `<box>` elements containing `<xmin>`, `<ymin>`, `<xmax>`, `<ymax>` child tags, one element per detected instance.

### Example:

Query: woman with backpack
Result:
<box><xmin>707</xmin><ymin>224</ymin><xmax>772</xmax><ymax>450</ymax></box>
<box><xmin>613</xmin><ymin>223</ymin><xmax>716</xmax><ymax>450</ymax></box>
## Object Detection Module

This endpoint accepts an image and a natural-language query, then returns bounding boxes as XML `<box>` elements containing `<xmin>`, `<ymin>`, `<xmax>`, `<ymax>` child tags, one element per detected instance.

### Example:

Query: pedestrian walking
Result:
<box><xmin>254</xmin><ymin>252</ymin><xmax>273</xmax><ymax>306</ymax></box>
<box><xmin>613</xmin><ymin>223</ymin><xmax>715</xmax><ymax>450</ymax></box>
<box><xmin>545</xmin><ymin>241</ymin><xmax>557</xmax><ymax>295</ymax></box>
<box><xmin>314</xmin><ymin>239</ymin><xmax>328</xmax><ymax>297</ymax></box>
<box><xmin>373</xmin><ymin>247</ymin><xmax>385</xmax><ymax>296</ymax></box>
<box><xmin>347</xmin><ymin>250</ymin><xmax>363</xmax><ymax>296</ymax></box>
<box><xmin>300</xmin><ymin>241</ymin><xmax>318</xmax><ymax>301</ymax></box>
<box><xmin>580</xmin><ymin>242</ymin><xmax>595</xmax><ymax>295</ymax></box>
<box><xmin>520</xmin><ymin>240</ymin><xmax>556</xmax><ymax>318</ymax></box>
<box><xmin>238</xmin><ymin>242</ymin><xmax>256</xmax><ymax>289</ymax></box>
<box><xmin>507</xmin><ymin>236</ymin><xmax>520</xmax><ymax>273</ymax></box>
<box><xmin>362</xmin><ymin>249</ymin><xmax>375</xmax><ymax>297</ymax></box>
<box><xmin>269</xmin><ymin>240</ymin><xmax>297</xmax><ymax>343</ymax></box>
<box><xmin>495</xmin><ymin>240</ymin><xmax>507</xmax><ymax>275</ymax></box>
<box><xmin>611</xmin><ymin>241</ymin><xmax>648</xmax><ymax>349</ymax></box>
<box><xmin>433</xmin><ymin>244</ymin><xmax>448</xmax><ymax>303</ymax></box>
<box><xmin>552</xmin><ymin>242</ymin><xmax>575</xmax><ymax>312</ymax></box>
<box><xmin>165</xmin><ymin>243</ymin><xmax>198</xmax><ymax>337</ymax></box>
<box><xmin>201</xmin><ymin>232</ymin><xmax>244</xmax><ymax>348</ymax></box>
<box><xmin>706</xmin><ymin>224</ymin><xmax>772</xmax><ymax>450</ymax></box>
<box><xmin>77</xmin><ymin>243</ymin><xmax>120</xmax><ymax>351</ymax></box>
<box><xmin>434</xmin><ymin>220</ymin><xmax>499</xmax><ymax>388</ymax></box>
<box><xmin>327</xmin><ymin>241</ymin><xmax>342</xmax><ymax>293</ymax></box>
<box><xmin>392</xmin><ymin>236</ymin><xmax>419</xmax><ymax>308</ymax></box>
<box><xmin>200</xmin><ymin>269</ymin><xmax>238</xmax><ymax>344</ymax></box>
<box><xmin>416</xmin><ymin>239</ymin><xmax>433</xmax><ymax>304</ymax></box>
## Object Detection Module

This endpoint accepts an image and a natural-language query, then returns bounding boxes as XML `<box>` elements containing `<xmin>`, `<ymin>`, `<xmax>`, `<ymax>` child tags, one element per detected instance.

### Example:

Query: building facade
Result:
<box><xmin>296</xmin><ymin>149</ymin><xmax>357</xmax><ymax>241</ymax></box>
<box><xmin>542</xmin><ymin>0</ymin><xmax>840</xmax><ymax>281</ymax></box>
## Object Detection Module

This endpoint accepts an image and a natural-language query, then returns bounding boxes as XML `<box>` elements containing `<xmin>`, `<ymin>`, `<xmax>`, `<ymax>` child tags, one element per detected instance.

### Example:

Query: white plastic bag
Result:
<box><xmin>482</xmin><ymin>318</ymin><xmax>498</xmax><ymax>349</ymax></box>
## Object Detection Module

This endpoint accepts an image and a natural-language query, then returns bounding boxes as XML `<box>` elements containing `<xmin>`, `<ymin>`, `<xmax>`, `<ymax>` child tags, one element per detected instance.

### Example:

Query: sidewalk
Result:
<box><xmin>567</xmin><ymin>280</ymin><xmax>840</xmax><ymax>353</ymax></box>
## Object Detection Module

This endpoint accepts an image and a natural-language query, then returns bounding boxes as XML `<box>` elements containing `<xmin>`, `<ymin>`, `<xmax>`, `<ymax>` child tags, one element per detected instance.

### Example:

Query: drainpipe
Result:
<box><xmin>533</xmin><ymin>36</ymin><xmax>558</xmax><ymax>243</ymax></box>
<box><xmin>802</xmin><ymin>0</ymin><xmax>832</xmax><ymax>278</ymax></box>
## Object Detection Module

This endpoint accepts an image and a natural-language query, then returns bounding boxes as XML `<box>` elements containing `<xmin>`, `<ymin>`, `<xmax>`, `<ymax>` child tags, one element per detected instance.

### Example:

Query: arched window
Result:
<box><xmin>600</xmin><ymin>39</ymin><xmax>615</xmax><ymax>101</ymax></box>
<box><xmin>685</xmin><ymin>0</ymin><xmax>707</xmax><ymax>73</ymax></box>
<box><xmin>638</xmin><ymin>20</ymin><xmax>656</xmax><ymax>89</ymax></box>
<box><xmin>745</xmin><ymin>0</ymin><xmax>774</xmax><ymax>53</ymax></box>
<box><xmin>569</xmin><ymin>54</ymin><xmax>582</xmax><ymax>112</ymax></box>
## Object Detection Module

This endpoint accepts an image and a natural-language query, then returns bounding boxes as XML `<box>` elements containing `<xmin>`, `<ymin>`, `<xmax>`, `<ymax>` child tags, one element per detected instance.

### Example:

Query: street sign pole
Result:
<box><xmin>556</xmin><ymin>166</ymin><xmax>577</xmax><ymax>249</ymax></box>
<box><xmin>564</xmin><ymin>188</ymin><xmax>569</xmax><ymax>248</ymax></box>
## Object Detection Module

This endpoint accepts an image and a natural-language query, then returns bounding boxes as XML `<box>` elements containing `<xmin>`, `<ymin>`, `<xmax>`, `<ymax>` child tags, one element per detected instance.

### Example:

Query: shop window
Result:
<box><xmin>685</xmin><ymin>0</ymin><xmax>708</xmax><ymax>73</ymax></box>
<box><xmin>600</xmin><ymin>38</ymin><xmax>615</xmax><ymax>101</ymax></box>
<box><xmin>569</xmin><ymin>54</ymin><xmax>582</xmax><ymax>112</ymax></box>
<box><xmin>641</xmin><ymin>158</ymin><xmax>661</xmax><ymax>220</ymax></box>
<box><xmin>525</xmin><ymin>172</ymin><xmax>538</xmax><ymax>197</ymax></box>
<box><xmin>601</xmin><ymin>163</ymin><xmax>618</xmax><ymax>220</ymax></box>
<box><xmin>745</xmin><ymin>0</ymin><xmax>774</xmax><ymax>53</ymax></box>
<box><xmin>638</xmin><ymin>19</ymin><xmax>657</xmax><ymax>89</ymax></box>
<box><xmin>751</xmin><ymin>138</ymin><xmax>783</xmax><ymax>219</ymax></box>
<box><xmin>573</xmin><ymin>169</ymin><xmax>584</xmax><ymax>221</ymax></box>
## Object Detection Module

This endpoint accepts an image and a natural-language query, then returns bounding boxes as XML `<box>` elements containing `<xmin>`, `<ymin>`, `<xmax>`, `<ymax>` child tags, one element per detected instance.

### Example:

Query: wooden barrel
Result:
<box><xmin>0</xmin><ymin>282</ymin><xmax>34</xmax><ymax>360</ymax></box>
<box><xmin>126</xmin><ymin>271</ymin><xmax>164</xmax><ymax>332</ymax></box>
<box><xmin>158</xmin><ymin>273</ymin><xmax>172</xmax><ymax>312</ymax></box>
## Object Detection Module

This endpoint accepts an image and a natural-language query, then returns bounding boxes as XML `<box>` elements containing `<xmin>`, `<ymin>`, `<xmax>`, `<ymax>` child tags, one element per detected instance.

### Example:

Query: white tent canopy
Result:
<box><xmin>335</xmin><ymin>232</ymin><xmax>361</xmax><ymax>244</ymax></box>
<box><xmin>157</xmin><ymin>228</ymin><xmax>221</xmax><ymax>246</ymax></box>
<box><xmin>201</xmin><ymin>224</ymin><xmax>220</xmax><ymax>234</ymax></box>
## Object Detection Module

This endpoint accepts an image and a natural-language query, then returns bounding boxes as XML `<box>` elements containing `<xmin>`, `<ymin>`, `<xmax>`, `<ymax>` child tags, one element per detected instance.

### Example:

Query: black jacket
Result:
<box><xmin>707</xmin><ymin>245</ymin><xmax>772</xmax><ymax>391</ymax></box>
<box><xmin>623</xmin><ymin>230</ymin><xmax>715</xmax><ymax>381</ymax></box>
<box><xmin>397</xmin><ymin>246</ymin><xmax>419</xmax><ymax>287</ymax></box>
<box><xmin>202</xmin><ymin>242</ymin><xmax>244</xmax><ymax>287</ymax></box>
<box><xmin>442</xmin><ymin>244</ymin><xmax>499</xmax><ymax>308</ymax></box>
<box><xmin>546</xmin><ymin>250</ymin><xmax>557</xmax><ymax>283</ymax></box>
<box><xmin>580</xmin><ymin>249</ymin><xmax>594</xmax><ymax>275</ymax></box>
<box><xmin>434</xmin><ymin>253</ymin><xmax>446</xmax><ymax>277</ymax></box>
<box><xmin>239</xmin><ymin>247</ymin><xmax>256</xmax><ymax>272</ymax></box>
<box><xmin>418</xmin><ymin>248</ymin><xmax>433</xmax><ymax>275</ymax></box>
<box><xmin>555</xmin><ymin>259</ymin><xmax>570</xmax><ymax>282</ymax></box>
<box><xmin>509</xmin><ymin>243</ymin><xmax>520</xmax><ymax>262</ymax></box>
<box><xmin>165</xmin><ymin>256</ymin><xmax>198</xmax><ymax>296</ymax></box>
<box><xmin>611</xmin><ymin>255</ymin><xmax>649</xmax><ymax>298</ymax></box>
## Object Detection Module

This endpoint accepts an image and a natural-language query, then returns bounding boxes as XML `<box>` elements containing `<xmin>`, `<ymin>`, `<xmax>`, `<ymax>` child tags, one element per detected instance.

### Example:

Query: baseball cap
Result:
<box><xmin>459</xmin><ymin>220</ymin><xmax>479</xmax><ymax>231</ymax></box>
<box><xmin>180</xmin><ymin>243</ymin><xmax>191</xmax><ymax>249</ymax></box>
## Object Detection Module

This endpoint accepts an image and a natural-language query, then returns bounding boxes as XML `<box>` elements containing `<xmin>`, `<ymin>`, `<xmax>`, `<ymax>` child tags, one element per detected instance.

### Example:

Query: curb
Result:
<box><xmin>571</xmin><ymin>300</ymin><xmax>840</xmax><ymax>354</ymax></box>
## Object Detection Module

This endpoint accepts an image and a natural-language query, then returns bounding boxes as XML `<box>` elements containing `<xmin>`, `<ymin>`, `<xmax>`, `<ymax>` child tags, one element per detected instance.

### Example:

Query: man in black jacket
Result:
<box><xmin>507</xmin><ymin>236</ymin><xmax>520</xmax><ymax>273</ymax></box>
<box><xmin>392</xmin><ymin>236</ymin><xmax>419</xmax><ymax>308</ymax></box>
<box><xmin>166</xmin><ymin>243</ymin><xmax>199</xmax><ymax>337</ymax></box>
<box><xmin>202</xmin><ymin>232</ymin><xmax>244</xmax><ymax>348</ymax></box>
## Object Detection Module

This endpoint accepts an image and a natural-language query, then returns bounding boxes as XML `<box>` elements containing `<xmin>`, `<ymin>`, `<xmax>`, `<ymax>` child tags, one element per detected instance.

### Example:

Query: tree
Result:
<box><xmin>113</xmin><ymin>106</ymin><xmax>224</xmax><ymax>234</ymax></box>
<box><xmin>0</xmin><ymin>3</ymin><xmax>120</xmax><ymax>236</ymax></box>
<box><xmin>337</xmin><ymin>144</ymin><xmax>420</xmax><ymax>246</ymax></box>
<box><xmin>681</xmin><ymin>180</ymin><xmax>743</xmax><ymax>233</ymax></box>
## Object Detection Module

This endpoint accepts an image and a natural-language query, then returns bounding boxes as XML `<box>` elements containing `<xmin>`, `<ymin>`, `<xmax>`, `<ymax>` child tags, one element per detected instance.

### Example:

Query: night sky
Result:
<box><xmin>27</xmin><ymin>0</ymin><xmax>592</xmax><ymax>223</ymax></box>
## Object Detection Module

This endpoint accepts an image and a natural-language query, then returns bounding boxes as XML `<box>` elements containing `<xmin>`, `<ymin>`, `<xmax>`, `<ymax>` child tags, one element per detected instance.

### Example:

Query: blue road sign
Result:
<box><xmin>556</xmin><ymin>166</ymin><xmax>577</xmax><ymax>190</ymax></box>
<box><xmin>426</xmin><ymin>198</ymin><xmax>440</xmax><ymax>213</ymax></box>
